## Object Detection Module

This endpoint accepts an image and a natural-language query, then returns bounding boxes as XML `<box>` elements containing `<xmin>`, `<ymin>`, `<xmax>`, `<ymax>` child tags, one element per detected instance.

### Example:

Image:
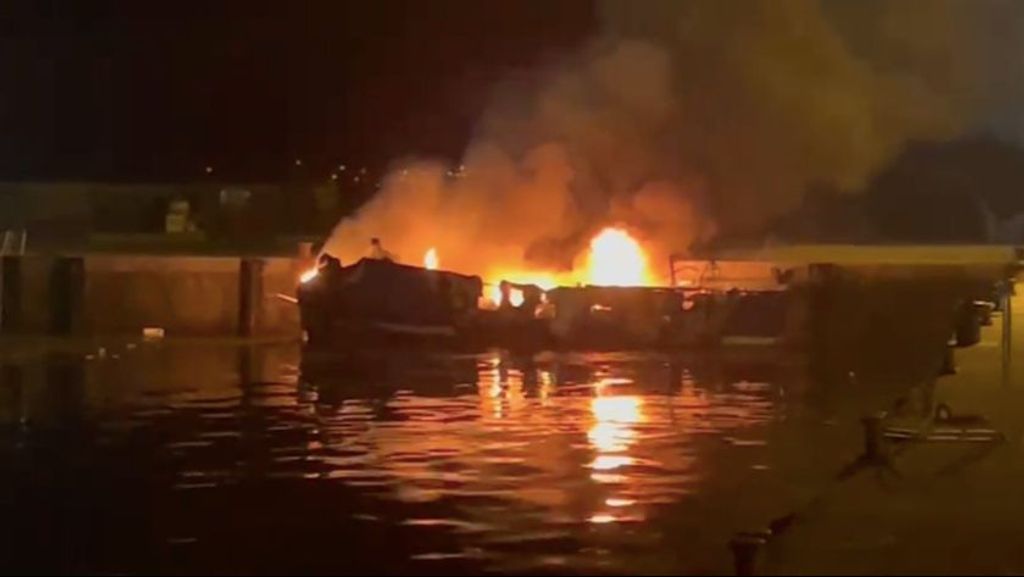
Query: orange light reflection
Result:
<box><xmin>588</xmin><ymin>394</ymin><xmax>644</xmax><ymax>525</ymax></box>
<box><xmin>590</xmin><ymin>455</ymin><xmax>634</xmax><ymax>471</ymax></box>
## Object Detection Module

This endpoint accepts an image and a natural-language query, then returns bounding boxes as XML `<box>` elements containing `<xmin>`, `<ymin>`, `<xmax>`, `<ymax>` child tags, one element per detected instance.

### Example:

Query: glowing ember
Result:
<box><xmin>487</xmin><ymin>285</ymin><xmax>502</xmax><ymax>307</ymax></box>
<box><xmin>299</xmin><ymin>267</ymin><xmax>319</xmax><ymax>283</ymax></box>
<box><xmin>485</xmin><ymin>284</ymin><xmax>526</xmax><ymax>308</ymax></box>
<box><xmin>509</xmin><ymin>288</ymin><xmax>524</xmax><ymax>307</ymax></box>
<box><xmin>424</xmin><ymin>247</ymin><xmax>439</xmax><ymax>270</ymax></box>
<box><xmin>584</xmin><ymin>227</ymin><xmax>649</xmax><ymax>286</ymax></box>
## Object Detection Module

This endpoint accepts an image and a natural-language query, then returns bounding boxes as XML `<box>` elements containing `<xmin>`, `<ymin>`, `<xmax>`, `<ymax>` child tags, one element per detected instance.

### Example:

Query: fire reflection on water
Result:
<box><xmin>588</xmin><ymin>397</ymin><xmax>641</xmax><ymax>454</ymax></box>
<box><xmin>20</xmin><ymin>344</ymin><xmax>779</xmax><ymax>573</ymax></box>
<box><xmin>295</xmin><ymin>352</ymin><xmax>773</xmax><ymax>545</ymax></box>
<box><xmin>587</xmin><ymin>395</ymin><xmax>644</xmax><ymax>524</ymax></box>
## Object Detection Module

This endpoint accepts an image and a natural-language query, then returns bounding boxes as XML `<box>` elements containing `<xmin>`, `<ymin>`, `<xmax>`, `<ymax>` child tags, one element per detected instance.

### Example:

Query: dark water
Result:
<box><xmin>0</xmin><ymin>342</ymin><xmax>896</xmax><ymax>575</ymax></box>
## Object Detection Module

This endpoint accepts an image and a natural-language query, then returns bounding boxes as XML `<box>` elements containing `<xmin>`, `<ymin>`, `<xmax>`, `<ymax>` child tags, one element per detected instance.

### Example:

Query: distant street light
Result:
<box><xmin>205</xmin><ymin>166</ymin><xmax>213</xmax><ymax>174</ymax></box>
<box><xmin>295</xmin><ymin>159</ymin><xmax>303</xmax><ymax>167</ymax></box>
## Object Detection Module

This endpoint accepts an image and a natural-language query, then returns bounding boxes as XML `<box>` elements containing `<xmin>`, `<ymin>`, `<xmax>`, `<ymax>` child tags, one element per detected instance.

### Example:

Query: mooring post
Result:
<box><xmin>69</xmin><ymin>257</ymin><xmax>85</xmax><ymax>335</ymax></box>
<box><xmin>1</xmin><ymin>255</ymin><xmax>23</xmax><ymax>334</ymax></box>
<box><xmin>729</xmin><ymin>533</ymin><xmax>766</xmax><ymax>576</ymax></box>
<box><xmin>50</xmin><ymin>256</ymin><xmax>85</xmax><ymax>336</ymax></box>
<box><xmin>238</xmin><ymin>258</ymin><xmax>264</xmax><ymax>337</ymax></box>
<box><xmin>862</xmin><ymin>413</ymin><xmax>888</xmax><ymax>463</ymax></box>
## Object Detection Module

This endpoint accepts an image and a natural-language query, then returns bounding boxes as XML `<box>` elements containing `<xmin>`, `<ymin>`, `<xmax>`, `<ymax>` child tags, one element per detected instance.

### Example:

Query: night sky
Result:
<box><xmin>0</xmin><ymin>0</ymin><xmax>593</xmax><ymax>183</ymax></box>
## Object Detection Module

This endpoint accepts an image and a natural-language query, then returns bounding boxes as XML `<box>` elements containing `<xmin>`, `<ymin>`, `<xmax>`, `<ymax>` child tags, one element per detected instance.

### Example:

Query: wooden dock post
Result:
<box><xmin>50</xmin><ymin>256</ymin><xmax>85</xmax><ymax>335</ymax></box>
<box><xmin>1</xmin><ymin>256</ymin><xmax>22</xmax><ymax>334</ymax></box>
<box><xmin>238</xmin><ymin>258</ymin><xmax>264</xmax><ymax>337</ymax></box>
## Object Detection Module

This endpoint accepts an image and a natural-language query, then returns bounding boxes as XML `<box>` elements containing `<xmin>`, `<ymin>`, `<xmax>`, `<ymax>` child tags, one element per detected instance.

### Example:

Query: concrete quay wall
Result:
<box><xmin>0</xmin><ymin>254</ymin><xmax>303</xmax><ymax>337</ymax></box>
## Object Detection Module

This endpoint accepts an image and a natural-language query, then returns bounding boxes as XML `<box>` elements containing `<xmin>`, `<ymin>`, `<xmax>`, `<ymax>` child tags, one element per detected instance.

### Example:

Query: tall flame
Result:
<box><xmin>424</xmin><ymin>247</ymin><xmax>439</xmax><ymax>270</ymax></box>
<box><xmin>583</xmin><ymin>228</ymin><xmax>649</xmax><ymax>286</ymax></box>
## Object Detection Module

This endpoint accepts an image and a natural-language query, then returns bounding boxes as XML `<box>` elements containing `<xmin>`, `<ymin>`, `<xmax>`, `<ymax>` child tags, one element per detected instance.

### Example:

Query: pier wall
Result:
<box><xmin>0</xmin><ymin>254</ymin><xmax>302</xmax><ymax>337</ymax></box>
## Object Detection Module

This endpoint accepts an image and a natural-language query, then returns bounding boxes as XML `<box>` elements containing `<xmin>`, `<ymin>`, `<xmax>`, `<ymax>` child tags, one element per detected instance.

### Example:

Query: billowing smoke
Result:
<box><xmin>323</xmin><ymin>0</ymin><xmax>1024</xmax><ymax>281</ymax></box>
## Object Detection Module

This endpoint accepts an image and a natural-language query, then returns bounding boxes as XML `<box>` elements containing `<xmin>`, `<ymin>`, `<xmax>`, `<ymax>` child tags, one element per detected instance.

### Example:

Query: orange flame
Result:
<box><xmin>486</xmin><ymin>285</ymin><xmax>526</xmax><ymax>308</ymax></box>
<box><xmin>584</xmin><ymin>227</ymin><xmax>650</xmax><ymax>286</ymax></box>
<box><xmin>509</xmin><ymin>288</ymin><xmax>524</xmax><ymax>307</ymax></box>
<box><xmin>424</xmin><ymin>247</ymin><xmax>439</xmax><ymax>270</ymax></box>
<box><xmin>299</xmin><ymin>267</ymin><xmax>319</xmax><ymax>283</ymax></box>
<box><xmin>487</xmin><ymin>285</ymin><xmax>502</xmax><ymax>307</ymax></box>
<box><xmin>478</xmin><ymin>227</ymin><xmax>654</xmax><ymax>307</ymax></box>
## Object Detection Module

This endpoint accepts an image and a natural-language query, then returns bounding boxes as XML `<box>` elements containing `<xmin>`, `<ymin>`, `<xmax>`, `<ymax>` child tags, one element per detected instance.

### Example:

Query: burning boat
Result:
<box><xmin>298</xmin><ymin>257</ymin><xmax>483</xmax><ymax>347</ymax></box>
<box><xmin>298</xmin><ymin>226</ymin><xmax>1014</xmax><ymax>364</ymax></box>
<box><xmin>297</xmin><ymin>256</ymin><xmax>796</xmax><ymax>350</ymax></box>
<box><xmin>298</xmin><ymin>257</ymin><xmax>557</xmax><ymax>349</ymax></box>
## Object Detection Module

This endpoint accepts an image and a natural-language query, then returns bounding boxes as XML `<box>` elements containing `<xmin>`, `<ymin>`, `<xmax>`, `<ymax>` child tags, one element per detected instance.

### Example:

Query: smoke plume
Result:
<box><xmin>324</xmin><ymin>0</ymin><xmax>1024</xmax><ymax>281</ymax></box>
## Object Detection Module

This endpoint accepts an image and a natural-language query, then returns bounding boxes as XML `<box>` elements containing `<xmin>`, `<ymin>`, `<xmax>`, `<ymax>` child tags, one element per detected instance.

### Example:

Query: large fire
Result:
<box><xmin>486</xmin><ymin>227</ymin><xmax>654</xmax><ymax>291</ymax></box>
<box><xmin>476</xmin><ymin>227</ymin><xmax>655</xmax><ymax>307</ymax></box>
<box><xmin>583</xmin><ymin>227</ymin><xmax>651</xmax><ymax>287</ymax></box>
<box><xmin>310</xmin><ymin>227</ymin><xmax>655</xmax><ymax>299</ymax></box>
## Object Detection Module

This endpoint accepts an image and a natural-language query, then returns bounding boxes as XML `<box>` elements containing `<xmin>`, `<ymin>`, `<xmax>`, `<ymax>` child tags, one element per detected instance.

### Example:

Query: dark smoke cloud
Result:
<box><xmin>325</xmin><ymin>0</ymin><xmax>1024</xmax><ymax>281</ymax></box>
